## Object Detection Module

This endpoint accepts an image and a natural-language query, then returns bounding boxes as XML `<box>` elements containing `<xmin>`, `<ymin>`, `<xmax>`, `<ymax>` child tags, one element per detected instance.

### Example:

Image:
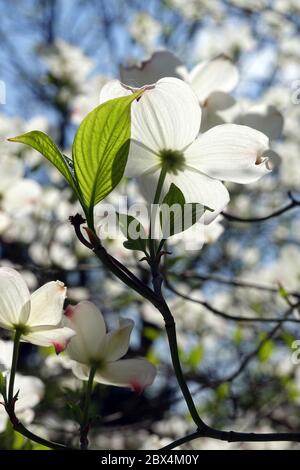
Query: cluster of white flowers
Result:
<box><xmin>0</xmin><ymin>268</ymin><xmax>156</xmax><ymax>391</ymax></box>
<box><xmin>0</xmin><ymin>7</ymin><xmax>300</xmax><ymax>446</ymax></box>
<box><xmin>39</xmin><ymin>40</ymin><xmax>94</xmax><ymax>104</ymax></box>
<box><xmin>129</xmin><ymin>13</ymin><xmax>162</xmax><ymax>52</ymax></box>
<box><xmin>169</xmin><ymin>0</ymin><xmax>224</xmax><ymax>21</ymax></box>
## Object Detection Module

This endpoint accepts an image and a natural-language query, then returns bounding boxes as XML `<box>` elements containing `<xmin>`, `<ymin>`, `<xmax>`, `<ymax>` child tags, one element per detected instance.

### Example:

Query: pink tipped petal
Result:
<box><xmin>129</xmin><ymin>380</ymin><xmax>144</xmax><ymax>395</ymax></box>
<box><xmin>94</xmin><ymin>358</ymin><xmax>156</xmax><ymax>390</ymax></box>
<box><xmin>0</xmin><ymin>267</ymin><xmax>31</xmax><ymax>328</ymax></box>
<box><xmin>64</xmin><ymin>305</ymin><xmax>75</xmax><ymax>319</ymax></box>
<box><xmin>103</xmin><ymin>318</ymin><xmax>134</xmax><ymax>362</ymax></box>
<box><xmin>24</xmin><ymin>326</ymin><xmax>75</xmax><ymax>348</ymax></box>
<box><xmin>189</xmin><ymin>57</ymin><xmax>239</xmax><ymax>103</ymax></box>
<box><xmin>53</xmin><ymin>340</ymin><xmax>69</xmax><ymax>355</ymax></box>
<box><xmin>28</xmin><ymin>281</ymin><xmax>66</xmax><ymax>328</ymax></box>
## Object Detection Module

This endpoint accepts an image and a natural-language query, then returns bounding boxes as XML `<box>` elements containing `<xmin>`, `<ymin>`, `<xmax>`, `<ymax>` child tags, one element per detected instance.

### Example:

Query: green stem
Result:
<box><xmin>5</xmin><ymin>328</ymin><xmax>72</xmax><ymax>450</ymax></box>
<box><xmin>156</xmin><ymin>238</ymin><xmax>167</xmax><ymax>259</ymax></box>
<box><xmin>147</xmin><ymin>168</ymin><xmax>206</xmax><ymax>428</ymax></box>
<box><xmin>71</xmin><ymin>207</ymin><xmax>205</xmax><ymax>432</ymax></box>
<box><xmin>8</xmin><ymin>328</ymin><xmax>22</xmax><ymax>403</ymax></box>
<box><xmin>149</xmin><ymin>166</ymin><xmax>167</xmax><ymax>259</ymax></box>
<box><xmin>80</xmin><ymin>366</ymin><xmax>96</xmax><ymax>450</ymax></box>
<box><xmin>92</xmin><ymin>241</ymin><xmax>158</xmax><ymax>305</ymax></box>
<box><xmin>156</xmin><ymin>299</ymin><xmax>206</xmax><ymax>430</ymax></box>
<box><xmin>8</xmin><ymin>420</ymin><xmax>70</xmax><ymax>450</ymax></box>
<box><xmin>153</xmin><ymin>166</ymin><xmax>167</xmax><ymax>206</ymax></box>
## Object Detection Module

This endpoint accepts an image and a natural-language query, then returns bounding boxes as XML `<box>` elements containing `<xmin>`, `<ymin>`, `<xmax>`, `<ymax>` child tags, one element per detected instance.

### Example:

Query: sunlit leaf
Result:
<box><xmin>73</xmin><ymin>94</ymin><xmax>139</xmax><ymax>222</ymax></box>
<box><xmin>8</xmin><ymin>131</ymin><xmax>80</xmax><ymax>199</ymax></box>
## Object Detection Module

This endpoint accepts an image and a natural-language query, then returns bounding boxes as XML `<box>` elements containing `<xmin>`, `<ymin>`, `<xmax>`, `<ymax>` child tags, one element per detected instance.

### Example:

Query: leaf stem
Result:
<box><xmin>5</xmin><ymin>328</ymin><xmax>72</xmax><ymax>450</ymax></box>
<box><xmin>8</xmin><ymin>328</ymin><xmax>22</xmax><ymax>403</ymax></box>
<box><xmin>153</xmin><ymin>166</ymin><xmax>167</xmax><ymax>206</ymax></box>
<box><xmin>152</xmin><ymin>289</ymin><xmax>206</xmax><ymax>429</ymax></box>
<box><xmin>8</xmin><ymin>420</ymin><xmax>70</xmax><ymax>450</ymax></box>
<box><xmin>80</xmin><ymin>366</ymin><xmax>96</xmax><ymax>450</ymax></box>
<box><xmin>149</xmin><ymin>166</ymin><xmax>167</xmax><ymax>260</ymax></box>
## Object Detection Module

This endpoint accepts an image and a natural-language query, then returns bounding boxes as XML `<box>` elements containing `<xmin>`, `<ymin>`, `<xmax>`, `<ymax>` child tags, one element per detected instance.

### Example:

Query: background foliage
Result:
<box><xmin>1</xmin><ymin>0</ymin><xmax>300</xmax><ymax>450</ymax></box>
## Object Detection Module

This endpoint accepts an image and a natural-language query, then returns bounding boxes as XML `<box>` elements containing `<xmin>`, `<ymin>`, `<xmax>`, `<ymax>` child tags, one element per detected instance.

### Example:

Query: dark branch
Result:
<box><xmin>222</xmin><ymin>192</ymin><xmax>300</xmax><ymax>223</ymax></box>
<box><xmin>165</xmin><ymin>279</ymin><xmax>300</xmax><ymax>324</ymax></box>
<box><xmin>161</xmin><ymin>427</ymin><xmax>300</xmax><ymax>450</ymax></box>
<box><xmin>173</xmin><ymin>271</ymin><xmax>300</xmax><ymax>298</ymax></box>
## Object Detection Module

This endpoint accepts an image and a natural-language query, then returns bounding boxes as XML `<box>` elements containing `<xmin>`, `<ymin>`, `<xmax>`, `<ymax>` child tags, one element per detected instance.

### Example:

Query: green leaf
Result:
<box><xmin>163</xmin><ymin>182</ymin><xmax>185</xmax><ymax>207</ymax></box>
<box><xmin>233</xmin><ymin>327</ymin><xmax>243</xmax><ymax>345</ymax></box>
<box><xmin>117</xmin><ymin>213</ymin><xmax>148</xmax><ymax>253</ymax></box>
<box><xmin>146</xmin><ymin>349</ymin><xmax>160</xmax><ymax>366</ymax></box>
<box><xmin>144</xmin><ymin>326</ymin><xmax>160</xmax><ymax>341</ymax></box>
<box><xmin>278</xmin><ymin>285</ymin><xmax>288</xmax><ymax>299</ymax></box>
<box><xmin>32</xmin><ymin>444</ymin><xmax>51</xmax><ymax>450</ymax></box>
<box><xmin>281</xmin><ymin>331</ymin><xmax>296</xmax><ymax>348</ymax></box>
<box><xmin>8</xmin><ymin>131</ymin><xmax>80</xmax><ymax>198</ymax></box>
<box><xmin>73</xmin><ymin>93</ymin><xmax>139</xmax><ymax>220</ymax></box>
<box><xmin>160</xmin><ymin>183</ymin><xmax>207</xmax><ymax>237</ymax></box>
<box><xmin>187</xmin><ymin>345</ymin><xmax>204</xmax><ymax>370</ymax></box>
<box><xmin>13</xmin><ymin>431</ymin><xmax>26</xmax><ymax>450</ymax></box>
<box><xmin>259</xmin><ymin>337</ymin><xmax>274</xmax><ymax>362</ymax></box>
<box><xmin>216</xmin><ymin>382</ymin><xmax>230</xmax><ymax>399</ymax></box>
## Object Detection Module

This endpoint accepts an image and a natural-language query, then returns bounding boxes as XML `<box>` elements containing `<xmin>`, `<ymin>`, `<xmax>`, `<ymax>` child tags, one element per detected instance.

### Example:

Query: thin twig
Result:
<box><xmin>222</xmin><ymin>192</ymin><xmax>300</xmax><ymax>223</ymax></box>
<box><xmin>165</xmin><ymin>279</ymin><xmax>300</xmax><ymax>324</ymax></box>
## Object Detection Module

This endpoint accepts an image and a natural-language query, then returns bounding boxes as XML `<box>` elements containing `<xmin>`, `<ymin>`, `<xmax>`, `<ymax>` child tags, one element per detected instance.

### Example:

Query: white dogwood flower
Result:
<box><xmin>120</xmin><ymin>50</ymin><xmax>238</xmax><ymax>104</ymax></box>
<box><xmin>119</xmin><ymin>51</ymin><xmax>283</xmax><ymax>139</ymax></box>
<box><xmin>100</xmin><ymin>77</ymin><xmax>270</xmax><ymax>222</ymax></box>
<box><xmin>64</xmin><ymin>301</ymin><xmax>156</xmax><ymax>392</ymax></box>
<box><xmin>120</xmin><ymin>51</ymin><xmax>239</xmax><ymax>133</ymax></box>
<box><xmin>0</xmin><ymin>268</ymin><xmax>75</xmax><ymax>353</ymax></box>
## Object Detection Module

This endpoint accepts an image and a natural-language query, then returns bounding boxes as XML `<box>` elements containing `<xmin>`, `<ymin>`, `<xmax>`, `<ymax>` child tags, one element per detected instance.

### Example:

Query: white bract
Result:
<box><xmin>121</xmin><ymin>51</ymin><xmax>238</xmax><ymax>104</ymax></box>
<box><xmin>120</xmin><ymin>51</ymin><xmax>239</xmax><ymax>133</ymax></box>
<box><xmin>120</xmin><ymin>51</ymin><xmax>283</xmax><ymax>139</ymax></box>
<box><xmin>0</xmin><ymin>268</ymin><xmax>75</xmax><ymax>353</ymax></box>
<box><xmin>65</xmin><ymin>301</ymin><xmax>156</xmax><ymax>391</ymax></box>
<box><xmin>100</xmin><ymin>77</ymin><xmax>270</xmax><ymax>223</ymax></box>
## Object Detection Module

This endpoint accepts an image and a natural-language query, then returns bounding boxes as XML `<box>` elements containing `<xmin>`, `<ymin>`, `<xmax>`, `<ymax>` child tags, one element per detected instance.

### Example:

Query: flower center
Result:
<box><xmin>12</xmin><ymin>324</ymin><xmax>30</xmax><ymax>335</ymax></box>
<box><xmin>159</xmin><ymin>149</ymin><xmax>185</xmax><ymax>174</ymax></box>
<box><xmin>89</xmin><ymin>358</ymin><xmax>105</xmax><ymax>370</ymax></box>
